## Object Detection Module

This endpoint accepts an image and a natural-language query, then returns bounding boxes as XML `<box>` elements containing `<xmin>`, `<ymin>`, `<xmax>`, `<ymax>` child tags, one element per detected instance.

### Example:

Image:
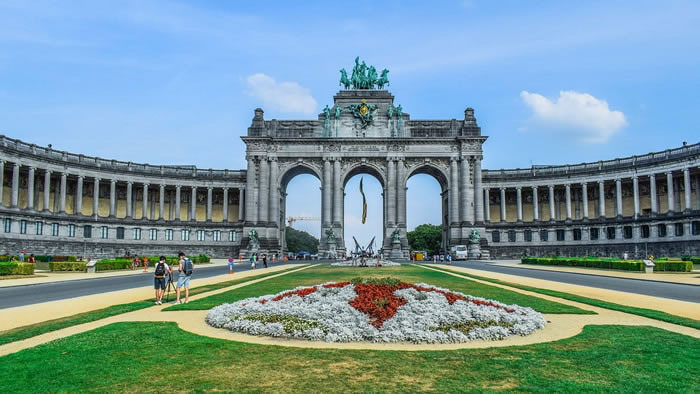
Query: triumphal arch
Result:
<box><xmin>241</xmin><ymin>58</ymin><xmax>486</xmax><ymax>257</ymax></box>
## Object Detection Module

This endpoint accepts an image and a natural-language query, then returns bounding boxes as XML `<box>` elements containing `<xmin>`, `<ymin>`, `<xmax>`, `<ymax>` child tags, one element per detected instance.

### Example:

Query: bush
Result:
<box><xmin>521</xmin><ymin>257</ymin><xmax>644</xmax><ymax>271</ymax></box>
<box><xmin>95</xmin><ymin>259</ymin><xmax>132</xmax><ymax>271</ymax></box>
<box><xmin>191</xmin><ymin>254</ymin><xmax>211</xmax><ymax>264</ymax></box>
<box><xmin>49</xmin><ymin>262</ymin><xmax>87</xmax><ymax>272</ymax></box>
<box><xmin>654</xmin><ymin>261</ymin><xmax>693</xmax><ymax>272</ymax></box>
<box><xmin>0</xmin><ymin>262</ymin><xmax>35</xmax><ymax>275</ymax></box>
<box><xmin>690</xmin><ymin>257</ymin><xmax>700</xmax><ymax>264</ymax></box>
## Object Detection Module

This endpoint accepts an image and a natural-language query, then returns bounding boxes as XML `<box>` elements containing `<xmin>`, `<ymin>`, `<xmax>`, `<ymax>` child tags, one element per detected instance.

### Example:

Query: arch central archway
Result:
<box><xmin>278</xmin><ymin>163</ymin><xmax>322</xmax><ymax>255</ymax></box>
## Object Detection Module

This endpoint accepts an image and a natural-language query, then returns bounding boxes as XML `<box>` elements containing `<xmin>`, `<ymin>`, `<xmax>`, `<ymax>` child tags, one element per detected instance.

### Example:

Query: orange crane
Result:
<box><xmin>287</xmin><ymin>216</ymin><xmax>321</xmax><ymax>227</ymax></box>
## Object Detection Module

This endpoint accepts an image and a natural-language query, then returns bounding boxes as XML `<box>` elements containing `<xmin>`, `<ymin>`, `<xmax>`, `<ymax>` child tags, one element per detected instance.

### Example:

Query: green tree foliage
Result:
<box><xmin>285</xmin><ymin>227</ymin><xmax>319</xmax><ymax>254</ymax></box>
<box><xmin>407</xmin><ymin>224</ymin><xmax>442</xmax><ymax>256</ymax></box>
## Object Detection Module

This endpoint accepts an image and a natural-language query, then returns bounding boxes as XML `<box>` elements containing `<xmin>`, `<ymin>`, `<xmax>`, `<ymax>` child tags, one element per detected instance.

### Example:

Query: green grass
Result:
<box><xmin>0</xmin><ymin>267</ymin><xmax>302</xmax><ymax>346</ymax></box>
<box><xmin>0</xmin><ymin>322</ymin><xmax>698</xmax><ymax>392</ymax></box>
<box><xmin>428</xmin><ymin>265</ymin><xmax>700</xmax><ymax>330</ymax></box>
<box><xmin>165</xmin><ymin>264</ymin><xmax>593</xmax><ymax>314</ymax></box>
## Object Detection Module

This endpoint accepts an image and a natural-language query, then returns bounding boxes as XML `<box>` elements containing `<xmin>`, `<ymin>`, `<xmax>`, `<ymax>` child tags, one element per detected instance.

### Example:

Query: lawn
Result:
<box><xmin>164</xmin><ymin>264</ymin><xmax>592</xmax><ymax>314</ymax></box>
<box><xmin>0</xmin><ymin>322</ymin><xmax>698</xmax><ymax>392</ymax></box>
<box><xmin>0</xmin><ymin>266</ymin><xmax>302</xmax><ymax>346</ymax></box>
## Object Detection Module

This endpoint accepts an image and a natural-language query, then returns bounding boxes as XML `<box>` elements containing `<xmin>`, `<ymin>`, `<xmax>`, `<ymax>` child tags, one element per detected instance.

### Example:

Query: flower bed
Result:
<box><xmin>331</xmin><ymin>259</ymin><xmax>401</xmax><ymax>267</ymax></box>
<box><xmin>206</xmin><ymin>277</ymin><xmax>546</xmax><ymax>343</ymax></box>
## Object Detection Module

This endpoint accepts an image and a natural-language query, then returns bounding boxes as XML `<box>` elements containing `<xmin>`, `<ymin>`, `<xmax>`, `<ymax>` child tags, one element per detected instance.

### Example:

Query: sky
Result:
<box><xmin>1</xmin><ymin>1</ymin><xmax>699</xmax><ymax>248</ymax></box>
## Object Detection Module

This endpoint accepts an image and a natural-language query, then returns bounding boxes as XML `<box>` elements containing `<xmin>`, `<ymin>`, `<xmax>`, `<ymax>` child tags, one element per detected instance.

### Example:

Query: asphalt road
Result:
<box><xmin>0</xmin><ymin>261</ymin><xmax>312</xmax><ymax>310</ymax></box>
<box><xmin>442</xmin><ymin>261</ymin><xmax>700</xmax><ymax>304</ymax></box>
<box><xmin>1</xmin><ymin>260</ymin><xmax>698</xmax><ymax>309</ymax></box>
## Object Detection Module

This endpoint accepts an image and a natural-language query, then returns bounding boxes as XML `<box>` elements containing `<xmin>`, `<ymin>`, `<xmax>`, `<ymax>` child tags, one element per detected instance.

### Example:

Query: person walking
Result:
<box><xmin>284</xmin><ymin>255</ymin><xmax>288</xmax><ymax>264</ymax></box>
<box><xmin>262</xmin><ymin>254</ymin><xmax>268</xmax><ymax>268</ymax></box>
<box><xmin>446</xmin><ymin>252</ymin><xmax>452</xmax><ymax>265</ymax></box>
<box><xmin>153</xmin><ymin>256</ymin><xmax>171</xmax><ymax>305</ymax></box>
<box><xmin>132</xmin><ymin>255</ymin><xmax>139</xmax><ymax>270</ymax></box>
<box><xmin>250</xmin><ymin>254</ymin><xmax>256</xmax><ymax>269</ymax></box>
<box><xmin>175</xmin><ymin>252</ymin><xmax>193</xmax><ymax>304</ymax></box>
<box><xmin>19</xmin><ymin>250</ymin><xmax>25</xmax><ymax>262</ymax></box>
<box><xmin>143</xmin><ymin>257</ymin><xmax>149</xmax><ymax>273</ymax></box>
<box><xmin>28</xmin><ymin>254</ymin><xmax>36</xmax><ymax>264</ymax></box>
<box><xmin>228</xmin><ymin>256</ymin><xmax>234</xmax><ymax>274</ymax></box>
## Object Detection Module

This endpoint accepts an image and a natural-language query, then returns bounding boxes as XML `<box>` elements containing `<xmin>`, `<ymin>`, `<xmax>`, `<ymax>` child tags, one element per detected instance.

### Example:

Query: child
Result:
<box><xmin>228</xmin><ymin>256</ymin><xmax>234</xmax><ymax>274</ymax></box>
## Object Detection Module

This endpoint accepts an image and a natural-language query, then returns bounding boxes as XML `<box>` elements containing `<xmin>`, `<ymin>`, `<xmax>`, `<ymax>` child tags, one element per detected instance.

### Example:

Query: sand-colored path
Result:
<box><xmin>1</xmin><ymin>263</ymin><xmax>698</xmax><ymax>356</ymax></box>
<box><xmin>488</xmin><ymin>260</ymin><xmax>700</xmax><ymax>285</ymax></box>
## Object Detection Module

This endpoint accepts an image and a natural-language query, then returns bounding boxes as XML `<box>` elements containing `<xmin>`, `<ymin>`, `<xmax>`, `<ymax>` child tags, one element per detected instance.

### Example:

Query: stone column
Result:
<box><xmin>142</xmin><ymin>183</ymin><xmax>149</xmax><ymax>219</ymax></box>
<box><xmin>175</xmin><ymin>185</ymin><xmax>181</xmax><ymax>221</ymax></box>
<box><xmin>459</xmin><ymin>157</ymin><xmax>469</xmax><ymax>224</ymax></box>
<box><xmin>516</xmin><ymin>186</ymin><xmax>523</xmax><ymax>222</ymax></box>
<box><xmin>649</xmin><ymin>174</ymin><xmax>658</xmax><ymax>215</ymax></box>
<box><xmin>190</xmin><ymin>186</ymin><xmax>196</xmax><ymax>221</ymax></box>
<box><xmin>258</xmin><ymin>158</ymin><xmax>269</xmax><ymax>223</ymax></box>
<box><xmin>43</xmin><ymin>170</ymin><xmax>51</xmax><ymax>212</ymax></box>
<box><xmin>93</xmin><ymin>177</ymin><xmax>100</xmax><ymax>217</ymax></box>
<box><xmin>222</xmin><ymin>188</ymin><xmax>229</xmax><ymax>222</ymax></box>
<box><xmin>26</xmin><ymin>167</ymin><xmax>35</xmax><ymax>210</ymax></box>
<box><xmin>386</xmin><ymin>158</ymin><xmax>396</xmax><ymax>226</ymax></box>
<box><xmin>532</xmin><ymin>186</ymin><xmax>539</xmax><ymax>221</ymax></box>
<box><xmin>322</xmin><ymin>158</ymin><xmax>332</xmax><ymax>228</ymax></box>
<box><xmin>59</xmin><ymin>172</ymin><xmax>67</xmax><ymax>213</ymax></box>
<box><xmin>500</xmin><ymin>187</ymin><xmax>506</xmax><ymax>222</ymax></box>
<box><xmin>614</xmin><ymin>178</ymin><xmax>622</xmax><ymax>217</ymax></box>
<box><xmin>548</xmin><ymin>185</ymin><xmax>555</xmax><ymax>221</ymax></box>
<box><xmin>581</xmin><ymin>183</ymin><xmax>588</xmax><ymax>219</ymax></box>
<box><xmin>126</xmin><ymin>181</ymin><xmax>133</xmax><ymax>218</ymax></box>
<box><xmin>683</xmin><ymin>168</ymin><xmax>691</xmax><ymax>211</ymax></box>
<box><xmin>474</xmin><ymin>157</ymin><xmax>484</xmax><ymax>223</ymax></box>
<box><xmin>0</xmin><ymin>161</ymin><xmax>3</xmax><ymax>207</ymax></box>
<box><xmin>449</xmin><ymin>158</ymin><xmax>459</xmax><ymax>225</ymax></box>
<box><xmin>666</xmin><ymin>171</ymin><xmax>674</xmax><ymax>213</ymax></box>
<box><xmin>333</xmin><ymin>159</ymin><xmax>342</xmax><ymax>225</ymax></box>
<box><xmin>169</xmin><ymin>190</ymin><xmax>174</xmax><ymax>220</ymax></box>
<box><xmin>270</xmin><ymin>159</ymin><xmax>280</xmax><ymax>226</ymax></box>
<box><xmin>245</xmin><ymin>156</ymin><xmax>256</xmax><ymax>224</ymax></box>
<box><xmin>74</xmin><ymin>175</ymin><xmax>83</xmax><ymax>215</ymax></box>
<box><xmin>10</xmin><ymin>163</ymin><xmax>20</xmax><ymax>208</ymax></box>
<box><xmin>633</xmin><ymin>176</ymin><xmax>640</xmax><ymax>218</ymax></box>
<box><xmin>695</xmin><ymin>173</ymin><xmax>700</xmax><ymax>210</ymax></box>
<box><xmin>109</xmin><ymin>179</ymin><xmax>116</xmax><ymax>217</ymax></box>
<box><xmin>484</xmin><ymin>188</ymin><xmax>490</xmax><ymax>222</ymax></box>
<box><xmin>159</xmin><ymin>184</ymin><xmax>165</xmax><ymax>220</ymax></box>
<box><xmin>397</xmin><ymin>159</ymin><xmax>407</xmax><ymax>227</ymax></box>
<box><xmin>238</xmin><ymin>187</ymin><xmax>245</xmax><ymax>221</ymax></box>
<box><xmin>206</xmin><ymin>186</ymin><xmax>213</xmax><ymax>221</ymax></box>
<box><xmin>598</xmin><ymin>180</ymin><xmax>606</xmax><ymax>218</ymax></box>
<box><xmin>565</xmin><ymin>184</ymin><xmax>572</xmax><ymax>220</ymax></box>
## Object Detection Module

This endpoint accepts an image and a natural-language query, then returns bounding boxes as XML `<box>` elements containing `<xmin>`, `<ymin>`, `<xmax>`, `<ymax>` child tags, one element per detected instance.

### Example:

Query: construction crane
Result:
<box><xmin>287</xmin><ymin>216</ymin><xmax>321</xmax><ymax>227</ymax></box>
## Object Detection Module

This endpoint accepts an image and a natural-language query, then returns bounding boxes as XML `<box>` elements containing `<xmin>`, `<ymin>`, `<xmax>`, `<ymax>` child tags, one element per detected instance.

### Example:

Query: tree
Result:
<box><xmin>285</xmin><ymin>226</ymin><xmax>319</xmax><ymax>254</ymax></box>
<box><xmin>406</xmin><ymin>224</ymin><xmax>442</xmax><ymax>256</ymax></box>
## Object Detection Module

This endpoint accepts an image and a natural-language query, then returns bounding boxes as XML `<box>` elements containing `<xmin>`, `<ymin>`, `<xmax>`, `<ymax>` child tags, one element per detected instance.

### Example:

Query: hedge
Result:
<box><xmin>0</xmin><ymin>262</ymin><xmax>35</xmax><ymax>275</ymax></box>
<box><xmin>95</xmin><ymin>254</ymin><xmax>211</xmax><ymax>271</ymax></box>
<box><xmin>1</xmin><ymin>255</ymin><xmax>78</xmax><ymax>262</ymax></box>
<box><xmin>48</xmin><ymin>262</ymin><xmax>87</xmax><ymax>272</ymax></box>
<box><xmin>521</xmin><ymin>256</ymin><xmax>693</xmax><ymax>272</ymax></box>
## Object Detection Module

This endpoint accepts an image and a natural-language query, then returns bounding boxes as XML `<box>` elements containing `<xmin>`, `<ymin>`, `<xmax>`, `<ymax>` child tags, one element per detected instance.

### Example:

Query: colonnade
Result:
<box><xmin>0</xmin><ymin>160</ymin><xmax>245</xmax><ymax>223</ymax></box>
<box><xmin>484</xmin><ymin>168</ymin><xmax>700</xmax><ymax>223</ymax></box>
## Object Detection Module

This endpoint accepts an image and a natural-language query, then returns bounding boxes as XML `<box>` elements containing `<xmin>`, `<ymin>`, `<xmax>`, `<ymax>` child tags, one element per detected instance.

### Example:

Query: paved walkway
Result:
<box><xmin>489</xmin><ymin>259</ymin><xmax>700</xmax><ymax>285</ymax></box>
<box><xmin>0</xmin><ymin>263</ymin><xmax>697</xmax><ymax>357</ymax></box>
<box><xmin>440</xmin><ymin>261</ymin><xmax>700</xmax><ymax>303</ymax></box>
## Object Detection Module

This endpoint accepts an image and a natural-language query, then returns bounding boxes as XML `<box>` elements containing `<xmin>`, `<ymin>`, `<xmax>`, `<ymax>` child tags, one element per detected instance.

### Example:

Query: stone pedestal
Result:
<box><xmin>326</xmin><ymin>242</ymin><xmax>337</xmax><ymax>259</ymax></box>
<box><xmin>467</xmin><ymin>242</ymin><xmax>481</xmax><ymax>260</ymax></box>
<box><xmin>389</xmin><ymin>239</ymin><xmax>403</xmax><ymax>259</ymax></box>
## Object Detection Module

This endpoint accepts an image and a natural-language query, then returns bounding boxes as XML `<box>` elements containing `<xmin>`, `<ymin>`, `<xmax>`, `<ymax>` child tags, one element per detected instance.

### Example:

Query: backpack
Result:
<box><xmin>183</xmin><ymin>259</ymin><xmax>193</xmax><ymax>276</ymax></box>
<box><xmin>155</xmin><ymin>262</ymin><xmax>166</xmax><ymax>277</ymax></box>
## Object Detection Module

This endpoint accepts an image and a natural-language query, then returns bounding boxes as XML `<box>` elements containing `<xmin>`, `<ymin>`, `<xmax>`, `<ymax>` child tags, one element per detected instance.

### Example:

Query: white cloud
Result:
<box><xmin>520</xmin><ymin>90</ymin><xmax>627</xmax><ymax>143</ymax></box>
<box><xmin>246</xmin><ymin>73</ymin><xmax>317</xmax><ymax>115</ymax></box>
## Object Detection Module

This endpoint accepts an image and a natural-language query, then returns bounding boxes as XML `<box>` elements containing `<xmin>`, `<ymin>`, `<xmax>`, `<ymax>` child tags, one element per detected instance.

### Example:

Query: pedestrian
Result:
<box><xmin>433</xmin><ymin>254</ymin><xmax>437</xmax><ymax>264</ymax></box>
<box><xmin>263</xmin><ymin>254</ymin><xmax>268</xmax><ymax>268</ymax></box>
<box><xmin>250</xmin><ymin>254</ymin><xmax>256</xmax><ymax>269</ymax></box>
<box><xmin>271</xmin><ymin>254</ymin><xmax>276</xmax><ymax>265</ymax></box>
<box><xmin>284</xmin><ymin>255</ymin><xmax>288</xmax><ymax>264</ymax></box>
<box><xmin>175</xmin><ymin>252</ymin><xmax>193</xmax><ymax>304</ymax></box>
<box><xmin>447</xmin><ymin>253</ymin><xmax>452</xmax><ymax>265</ymax></box>
<box><xmin>153</xmin><ymin>256</ymin><xmax>171</xmax><ymax>305</ymax></box>
<box><xmin>28</xmin><ymin>254</ymin><xmax>36</xmax><ymax>264</ymax></box>
<box><xmin>132</xmin><ymin>255</ymin><xmax>139</xmax><ymax>270</ymax></box>
<box><xmin>19</xmin><ymin>250</ymin><xmax>26</xmax><ymax>262</ymax></box>
<box><xmin>228</xmin><ymin>256</ymin><xmax>234</xmax><ymax>274</ymax></box>
<box><xmin>143</xmin><ymin>257</ymin><xmax>149</xmax><ymax>273</ymax></box>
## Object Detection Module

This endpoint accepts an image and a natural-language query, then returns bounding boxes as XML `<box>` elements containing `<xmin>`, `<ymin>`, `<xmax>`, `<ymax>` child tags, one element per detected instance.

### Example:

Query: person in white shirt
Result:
<box><xmin>153</xmin><ymin>256</ymin><xmax>171</xmax><ymax>305</ymax></box>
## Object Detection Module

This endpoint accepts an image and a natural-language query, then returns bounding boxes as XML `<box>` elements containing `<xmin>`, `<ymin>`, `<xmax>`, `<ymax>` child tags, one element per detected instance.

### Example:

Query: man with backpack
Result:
<box><xmin>175</xmin><ymin>252</ymin><xmax>194</xmax><ymax>304</ymax></box>
<box><xmin>153</xmin><ymin>256</ymin><xmax>171</xmax><ymax>305</ymax></box>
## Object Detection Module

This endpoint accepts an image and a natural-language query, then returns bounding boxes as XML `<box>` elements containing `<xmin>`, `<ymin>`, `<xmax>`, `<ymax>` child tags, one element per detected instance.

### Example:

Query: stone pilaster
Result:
<box><xmin>386</xmin><ymin>158</ymin><xmax>395</xmax><ymax>226</ymax></box>
<box><xmin>449</xmin><ymin>158</ymin><xmax>459</xmax><ymax>225</ymax></box>
<box><xmin>258</xmin><ymin>158</ymin><xmax>269</xmax><ymax>223</ymax></box>
<box><xmin>269</xmin><ymin>158</ymin><xmax>279</xmax><ymax>227</ymax></box>
<box><xmin>473</xmin><ymin>157</ymin><xmax>483</xmax><ymax>223</ymax></box>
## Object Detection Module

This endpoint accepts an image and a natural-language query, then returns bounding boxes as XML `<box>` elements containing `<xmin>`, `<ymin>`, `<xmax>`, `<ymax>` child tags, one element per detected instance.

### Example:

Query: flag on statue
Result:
<box><xmin>360</xmin><ymin>177</ymin><xmax>367</xmax><ymax>224</ymax></box>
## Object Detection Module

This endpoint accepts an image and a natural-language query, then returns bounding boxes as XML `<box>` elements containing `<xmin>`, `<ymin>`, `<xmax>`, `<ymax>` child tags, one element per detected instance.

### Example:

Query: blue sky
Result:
<box><xmin>1</xmin><ymin>1</ymin><xmax>699</xmax><ymax>247</ymax></box>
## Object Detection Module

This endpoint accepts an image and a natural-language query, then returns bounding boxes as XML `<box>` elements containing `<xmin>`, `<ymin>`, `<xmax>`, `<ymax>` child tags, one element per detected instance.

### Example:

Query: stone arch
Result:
<box><xmin>404</xmin><ymin>161</ymin><xmax>449</xmax><ymax>191</ymax></box>
<box><xmin>342</xmin><ymin>160</ymin><xmax>387</xmax><ymax>188</ymax></box>
<box><xmin>279</xmin><ymin>161</ymin><xmax>322</xmax><ymax>192</ymax></box>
